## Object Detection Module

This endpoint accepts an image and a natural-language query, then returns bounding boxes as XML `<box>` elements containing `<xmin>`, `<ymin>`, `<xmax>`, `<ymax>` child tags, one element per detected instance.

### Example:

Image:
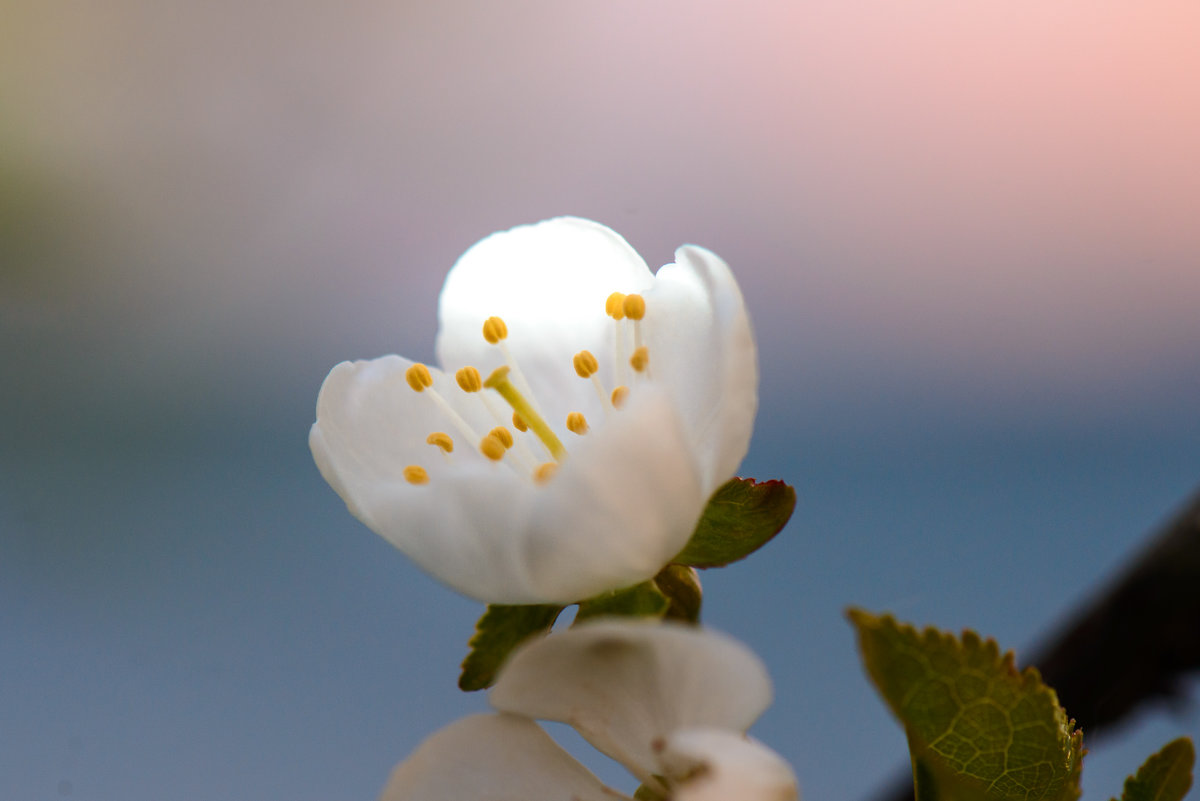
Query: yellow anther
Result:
<box><xmin>480</xmin><ymin>434</ymin><xmax>507</xmax><ymax>461</ymax></box>
<box><xmin>489</xmin><ymin>426</ymin><xmax>514</xmax><ymax>450</ymax></box>
<box><xmin>482</xmin><ymin>316</ymin><xmax>508</xmax><ymax>344</ymax></box>
<box><xmin>512</xmin><ymin>412</ymin><xmax>528</xmax><ymax>432</ymax></box>
<box><xmin>622</xmin><ymin>293</ymin><xmax>646</xmax><ymax>320</ymax></box>
<box><xmin>533</xmin><ymin>462</ymin><xmax>559</xmax><ymax>484</ymax></box>
<box><xmin>455</xmin><ymin>366</ymin><xmax>483</xmax><ymax>393</ymax></box>
<box><xmin>630</xmin><ymin>346</ymin><xmax>650</xmax><ymax>373</ymax></box>
<box><xmin>566</xmin><ymin>412</ymin><xmax>589</xmax><ymax>435</ymax></box>
<box><xmin>405</xmin><ymin>363</ymin><xmax>433</xmax><ymax>392</ymax></box>
<box><xmin>605</xmin><ymin>292</ymin><xmax>627</xmax><ymax>320</ymax></box>
<box><xmin>611</xmin><ymin>385</ymin><xmax>630</xmax><ymax>408</ymax></box>
<box><xmin>573</xmin><ymin>350</ymin><xmax>600</xmax><ymax>378</ymax></box>
<box><xmin>485</xmin><ymin>366</ymin><xmax>567</xmax><ymax>460</ymax></box>
<box><xmin>426</xmin><ymin>432</ymin><xmax>454</xmax><ymax>453</ymax></box>
<box><xmin>402</xmin><ymin>465</ymin><xmax>429</xmax><ymax>485</ymax></box>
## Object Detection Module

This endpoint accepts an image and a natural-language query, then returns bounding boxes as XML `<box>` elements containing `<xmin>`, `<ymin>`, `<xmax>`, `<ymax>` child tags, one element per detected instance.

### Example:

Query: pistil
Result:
<box><xmin>482</xmin><ymin>316</ymin><xmax>551</xmax><ymax>426</ymax></box>
<box><xmin>484</xmin><ymin>366</ymin><xmax>568</xmax><ymax>461</ymax></box>
<box><xmin>458</xmin><ymin>363</ymin><xmax>538</xmax><ymax>462</ymax></box>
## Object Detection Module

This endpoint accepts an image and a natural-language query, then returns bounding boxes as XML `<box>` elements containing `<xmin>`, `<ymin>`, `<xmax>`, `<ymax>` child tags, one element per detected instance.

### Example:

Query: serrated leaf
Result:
<box><xmin>1114</xmin><ymin>737</ymin><xmax>1194</xmax><ymax>801</ymax></box>
<box><xmin>849</xmin><ymin>609</ymin><xmax>1084</xmax><ymax>801</ymax></box>
<box><xmin>458</xmin><ymin>603</ymin><xmax>563</xmax><ymax>692</ymax></box>
<box><xmin>672</xmin><ymin>477</ymin><xmax>795</xmax><ymax>568</ymax></box>
<box><xmin>575</xmin><ymin>580</ymin><xmax>669</xmax><ymax>623</ymax></box>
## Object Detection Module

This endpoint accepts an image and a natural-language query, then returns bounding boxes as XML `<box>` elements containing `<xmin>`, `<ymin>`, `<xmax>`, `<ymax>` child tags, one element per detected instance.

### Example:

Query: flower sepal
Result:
<box><xmin>459</xmin><ymin>570</ymin><xmax>691</xmax><ymax>692</ymax></box>
<box><xmin>671</xmin><ymin>477</ymin><xmax>796</xmax><ymax>569</ymax></box>
<box><xmin>575</xmin><ymin>578</ymin><xmax>670</xmax><ymax>623</ymax></box>
<box><xmin>458</xmin><ymin>603</ymin><xmax>565</xmax><ymax>692</ymax></box>
<box><xmin>654</xmin><ymin>564</ymin><xmax>703</xmax><ymax>623</ymax></box>
<box><xmin>634</xmin><ymin>781</ymin><xmax>669</xmax><ymax>801</ymax></box>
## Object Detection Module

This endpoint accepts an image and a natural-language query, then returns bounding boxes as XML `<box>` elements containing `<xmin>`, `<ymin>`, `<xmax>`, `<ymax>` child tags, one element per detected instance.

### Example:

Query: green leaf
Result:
<box><xmin>848</xmin><ymin>609</ymin><xmax>1084</xmax><ymax>801</ymax></box>
<box><xmin>575</xmin><ymin>580</ymin><xmax>669</xmax><ymax>623</ymax></box>
<box><xmin>458</xmin><ymin>603</ymin><xmax>563</xmax><ymax>692</ymax></box>
<box><xmin>1114</xmin><ymin>738</ymin><xmax>1194</xmax><ymax>801</ymax></box>
<box><xmin>654</xmin><ymin>564</ymin><xmax>703</xmax><ymax>623</ymax></box>
<box><xmin>672</xmin><ymin>477</ymin><xmax>795</xmax><ymax>568</ymax></box>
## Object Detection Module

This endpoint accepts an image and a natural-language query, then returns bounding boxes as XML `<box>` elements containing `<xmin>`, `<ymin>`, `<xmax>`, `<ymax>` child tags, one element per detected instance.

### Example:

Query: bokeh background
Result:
<box><xmin>3</xmin><ymin>2</ymin><xmax>1199</xmax><ymax>799</ymax></box>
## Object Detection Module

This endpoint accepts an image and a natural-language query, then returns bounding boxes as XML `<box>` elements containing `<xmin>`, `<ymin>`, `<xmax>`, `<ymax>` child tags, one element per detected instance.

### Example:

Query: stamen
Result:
<box><xmin>402</xmin><ymin>465</ymin><xmax>429</xmax><ymax>485</ymax></box>
<box><xmin>512</xmin><ymin>412</ymin><xmax>528</xmax><ymax>432</ymax></box>
<box><xmin>458</xmin><ymin>362</ymin><xmax>523</xmax><ymax>456</ymax></box>
<box><xmin>573</xmin><ymin>350</ymin><xmax>599</xmax><ymax>378</ymax></box>
<box><xmin>479</xmin><ymin>433</ymin><xmax>507</xmax><ymax>462</ymax></box>
<box><xmin>405</xmin><ymin>363</ymin><xmax>434</xmax><ymax>392</ymax></box>
<box><xmin>622</xmin><ymin>294</ymin><xmax>646</xmax><ymax>321</ymax></box>
<box><xmin>485</xmin><ymin>366</ymin><xmax>567</xmax><ymax>461</ymax></box>
<box><xmin>611</xmin><ymin>385</ymin><xmax>630</xmax><ymax>408</ymax></box>
<box><xmin>605</xmin><ymin>292</ymin><xmax>627</xmax><ymax>320</ymax></box>
<box><xmin>483</xmin><ymin>315</ymin><xmax>551</xmax><ymax>428</ymax></box>
<box><xmin>407</xmin><ymin>367</ymin><xmax>484</xmax><ymax>448</ymax></box>
<box><xmin>533</xmin><ymin>462</ymin><xmax>559</xmax><ymax>484</ymax></box>
<box><xmin>611</xmin><ymin>299</ymin><xmax>629</xmax><ymax>387</ymax></box>
<box><xmin>566</xmin><ymin>412</ymin><xmax>589</xmax><ymax>435</ymax></box>
<box><xmin>486</xmin><ymin>419</ymin><xmax>538</xmax><ymax>475</ymax></box>
<box><xmin>573</xmin><ymin>349</ymin><xmax>611</xmax><ymax>417</ymax></box>
<box><xmin>426</xmin><ymin>432</ymin><xmax>454</xmax><ymax>453</ymax></box>
<box><xmin>630</xmin><ymin>346</ymin><xmax>650</xmax><ymax>373</ymax></box>
<box><xmin>482</xmin><ymin>316</ymin><xmax>508</xmax><ymax>344</ymax></box>
<box><xmin>489</xmin><ymin>426</ymin><xmax>514</xmax><ymax>450</ymax></box>
<box><xmin>624</xmin><ymin>294</ymin><xmax>647</xmax><ymax>362</ymax></box>
<box><xmin>455</xmin><ymin>366</ymin><xmax>483</xmax><ymax>393</ymax></box>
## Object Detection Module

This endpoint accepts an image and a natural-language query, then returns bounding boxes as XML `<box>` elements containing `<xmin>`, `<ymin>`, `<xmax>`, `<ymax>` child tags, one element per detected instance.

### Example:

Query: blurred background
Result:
<box><xmin>3</xmin><ymin>1</ymin><xmax>1199</xmax><ymax>799</ymax></box>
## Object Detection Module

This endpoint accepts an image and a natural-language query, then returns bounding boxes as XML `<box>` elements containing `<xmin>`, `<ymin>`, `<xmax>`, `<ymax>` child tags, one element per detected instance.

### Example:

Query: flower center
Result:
<box><xmin>401</xmin><ymin>292</ymin><xmax>651</xmax><ymax>486</ymax></box>
<box><xmin>483</xmin><ymin>365</ymin><xmax>567</xmax><ymax>460</ymax></box>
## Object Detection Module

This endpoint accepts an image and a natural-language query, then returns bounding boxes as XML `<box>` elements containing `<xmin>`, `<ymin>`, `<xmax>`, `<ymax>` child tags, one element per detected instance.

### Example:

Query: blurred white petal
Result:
<box><xmin>380</xmin><ymin>713</ymin><xmax>629</xmax><ymax>801</ymax></box>
<box><xmin>489</xmin><ymin>619</ymin><xmax>772</xmax><ymax>782</ymax></box>
<box><xmin>659</xmin><ymin>727</ymin><xmax>799</xmax><ymax>801</ymax></box>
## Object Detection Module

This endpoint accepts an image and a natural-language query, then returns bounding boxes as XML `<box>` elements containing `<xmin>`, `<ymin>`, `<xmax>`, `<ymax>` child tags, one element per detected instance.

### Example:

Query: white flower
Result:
<box><xmin>380</xmin><ymin>619</ymin><xmax>799</xmax><ymax>801</ymax></box>
<box><xmin>310</xmin><ymin>217</ymin><xmax>757</xmax><ymax>603</ymax></box>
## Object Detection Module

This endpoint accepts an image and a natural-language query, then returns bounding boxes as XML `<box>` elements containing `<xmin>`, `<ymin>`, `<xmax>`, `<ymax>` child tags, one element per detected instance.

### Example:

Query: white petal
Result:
<box><xmin>489</xmin><ymin>620</ymin><xmax>772</xmax><ymax>783</ymax></box>
<box><xmin>380</xmin><ymin>714</ymin><xmax>630</xmax><ymax>801</ymax></box>
<box><xmin>311</xmin><ymin>357</ymin><xmax>704</xmax><ymax>604</ymax></box>
<box><xmin>436</xmin><ymin>217</ymin><xmax>655</xmax><ymax>428</ymax></box>
<box><xmin>643</xmin><ymin>245</ymin><xmax>758</xmax><ymax>492</ymax></box>
<box><xmin>657</xmin><ymin>728</ymin><xmax>799</xmax><ymax>801</ymax></box>
<box><xmin>310</xmin><ymin>356</ymin><xmax>498</xmax><ymax>495</ymax></box>
<box><xmin>518</xmin><ymin>386</ymin><xmax>705</xmax><ymax>602</ymax></box>
<box><xmin>310</xmin><ymin>356</ymin><xmax>533</xmax><ymax>599</ymax></box>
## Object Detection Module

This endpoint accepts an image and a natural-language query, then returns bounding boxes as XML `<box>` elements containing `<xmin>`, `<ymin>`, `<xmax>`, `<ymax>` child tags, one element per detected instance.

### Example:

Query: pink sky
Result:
<box><xmin>3</xmin><ymin>1</ymin><xmax>1197</xmax><ymax>411</ymax></box>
